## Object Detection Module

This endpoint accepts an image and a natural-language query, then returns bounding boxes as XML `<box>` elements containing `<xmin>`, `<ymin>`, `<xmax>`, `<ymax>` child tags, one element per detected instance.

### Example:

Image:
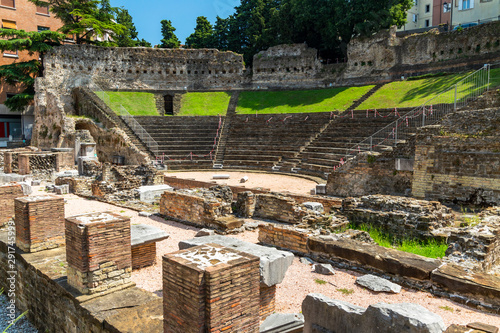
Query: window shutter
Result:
<box><xmin>1</xmin><ymin>0</ymin><xmax>15</xmax><ymax>8</ymax></box>
<box><xmin>2</xmin><ymin>20</ymin><xmax>17</xmax><ymax>29</ymax></box>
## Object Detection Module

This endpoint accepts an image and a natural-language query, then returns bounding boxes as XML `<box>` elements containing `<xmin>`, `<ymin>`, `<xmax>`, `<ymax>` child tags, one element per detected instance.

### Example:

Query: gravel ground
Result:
<box><xmin>0</xmin><ymin>294</ymin><xmax>37</xmax><ymax>333</ymax></box>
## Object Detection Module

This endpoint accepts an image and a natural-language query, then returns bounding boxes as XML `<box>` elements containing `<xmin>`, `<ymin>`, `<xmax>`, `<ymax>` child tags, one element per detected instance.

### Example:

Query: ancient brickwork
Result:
<box><xmin>65</xmin><ymin>212</ymin><xmax>132</xmax><ymax>294</ymax></box>
<box><xmin>15</xmin><ymin>195</ymin><xmax>65</xmax><ymax>253</ymax></box>
<box><xmin>258</xmin><ymin>224</ymin><xmax>309</xmax><ymax>254</ymax></box>
<box><xmin>55</xmin><ymin>176</ymin><xmax>93</xmax><ymax>195</ymax></box>
<box><xmin>254</xmin><ymin>193</ymin><xmax>303</xmax><ymax>224</ymax></box>
<box><xmin>163</xmin><ymin>244</ymin><xmax>260</xmax><ymax>333</ymax></box>
<box><xmin>259</xmin><ymin>284</ymin><xmax>276</xmax><ymax>320</ymax></box>
<box><xmin>159</xmin><ymin>187</ymin><xmax>242</xmax><ymax>232</ymax></box>
<box><xmin>0</xmin><ymin>184</ymin><xmax>25</xmax><ymax>228</ymax></box>
<box><xmin>412</xmin><ymin>108</ymin><xmax>500</xmax><ymax>205</ymax></box>
<box><xmin>235</xmin><ymin>191</ymin><xmax>256</xmax><ymax>217</ymax></box>
<box><xmin>342</xmin><ymin>195</ymin><xmax>454</xmax><ymax>240</ymax></box>
<box><xmin>131</xmin><ymin>242</ymin><xmax>156</xmax><ymax>270</ymax></box>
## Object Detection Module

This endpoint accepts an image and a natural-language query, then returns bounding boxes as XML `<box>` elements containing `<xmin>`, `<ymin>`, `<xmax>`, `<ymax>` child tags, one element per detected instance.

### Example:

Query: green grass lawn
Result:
<box><xmin>99</xmin><ymin>91</ymin><xmax>159</xmax><ymax>116</ymax></box>
<box><xmin>178</xmin><ymin>92</ymin><xmax>232</xmax><ymax>116</ymax></box>
<box><xmin>358</xmin><ymin>68</ymin><xmax>500</xmax><ymax>110</ymax></box>
<box><xmin>235</xmin><ymin>86</ymin><xmax>375</xmax><ymax>114</ymax></box>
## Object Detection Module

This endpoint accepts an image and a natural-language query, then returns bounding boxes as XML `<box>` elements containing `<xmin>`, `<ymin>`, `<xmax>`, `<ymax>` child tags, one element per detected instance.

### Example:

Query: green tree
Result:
<box><xmin>185</xmin><ymin>16</ymin><xmax>213</xmax><ymax>49</ymax></box>
<box><xmin>0</xmin><ymin>29</ymin><xmax>66</xmax><ymax>111</ymax></box>
<box><xmin>136</xmin><ymin>38</ymin><xmax>152</xmax><ymax>47</ymax></box>
<box><xmin>115</xmin><ymin>7</ymin><xmax>139</xmax><ymax>47</ymax></box>
<box><xmin>28</xmin><ymin>0</ymin><xmax>124</xmax><ymax>45</ymax></box>
<box><xmin>211</xmin><ymin>16</ymin><xmax>230</xmax><ymax>50</ymax></box>
<box><xmin>159</xmin><ymin>20</ymin><xmax>181</xmax><ymax>48</ymax></box>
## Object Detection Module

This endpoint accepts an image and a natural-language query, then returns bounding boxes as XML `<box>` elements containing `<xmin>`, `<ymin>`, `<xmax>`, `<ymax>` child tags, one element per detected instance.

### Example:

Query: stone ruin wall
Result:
<box><xmin>412</xmin><ymin>108</ymin><xmax>500</xmax><ymax>206</ymax></box>
<box><xmin>33</xmin><ymin>22</ymin><xmax>500</xmax><ymax>150</ymax></box>
<box><xmin>34</xmin><ymin>45</ymin><xmax>245</xmax><ymax>150</ymax></box>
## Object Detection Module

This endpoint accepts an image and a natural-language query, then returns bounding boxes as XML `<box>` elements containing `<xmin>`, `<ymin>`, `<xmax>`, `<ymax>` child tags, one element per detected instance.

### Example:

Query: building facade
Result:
<box><xmin>0</xmin><ymin>0</ymin><xmax>64</xmax><ymax>146</ymax></box>
<box><xmin>399</xmin><ymin>0</ymin><xmax>499</xmax><ymax>32</ymax></box>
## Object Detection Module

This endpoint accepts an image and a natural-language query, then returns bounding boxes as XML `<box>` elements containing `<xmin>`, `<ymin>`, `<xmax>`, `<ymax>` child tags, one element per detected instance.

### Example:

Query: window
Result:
<box><xmin>443</xmin><ymin>2</ymin><xmax>451</xmax><ymax>12</ymax></box>
<box><xmin>2</xmin><ymin>19</ymin><xmax>16</xmax><ymax>29</ymax></box>
<box><xmin>0</xmin><ymin>0</ymin><xmax>15</xmax><ymax>8</ymax></box>
<box><xmin>37</xmin><ymin>26</ymin><xmax>49</xmax><ymax>32</ymax></box>
<box><xmin>425</xmin><ymin>19</ymin><xmax>430</xmax><ymax>27</ymax></box>
<box><xmin>36</xmin><ymin>5</ymin><xmax>49</xmax><ymax>15</ymax></box>
<box><xmin>459</xmin><ymin>0</ymin><xmax>474</xmax><ymax>10</ymax></box>
<box><xmin>425</xmin><ymin>4</ymin><xmax>430</xmax><ymax>12</ymax></box>
<box><xmin>412</xmin><ymin>14</ymin><xmax>418</xmax><ymax>22</ymax></box>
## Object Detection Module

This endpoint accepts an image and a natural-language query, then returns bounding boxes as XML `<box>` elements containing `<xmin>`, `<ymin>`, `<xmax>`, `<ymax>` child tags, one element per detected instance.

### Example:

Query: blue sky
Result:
<box><xmin>109</xmin><ymin>0</ymin><xmax>240</xmax><ymax>46</ymax></box>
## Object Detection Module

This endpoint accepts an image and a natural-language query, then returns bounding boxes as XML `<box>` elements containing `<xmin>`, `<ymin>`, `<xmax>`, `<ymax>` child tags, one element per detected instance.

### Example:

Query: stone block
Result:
<box><xmin>212</xmin><ymin>174</ymin><xmax>230</xmax><ymax>179</ymax></box>
<box><xmin>135</xmin><ymin>185</ymin><xmax>173</xmax><ymax>203</ymax></box>
<box><xmin>316</xmin><ymin>184</ymin><xmax>327</xmax><ymax>195</ymax></box>
<box><xmin>302</xmin><ymin>293</ymin><xmax>446</xmax><ymax>333</ymax></box>
<box><xmin>302</xmin><ymin>202</ymin><xmax>324</xmax><ymax>213</ymax></box>
<box><xmin>131</xmin><ymin>224</ymin><xmax>169</xmax><ymax>247</ymax></box>
<box><xmin>179</xmin><ymin>235</ymin><xmax>294</xmax><ymax>287</ymax></box>
<box><xmin>260</xmin><ymin>313</ymin><xmax>304</xmax><ymax>333</ymax></box>
<box><xmin>396</xmin><ymin>158</ymin><xmax>415</xmax><ymax>171</ymax></box>
<box><xmin>355</xmin><ymin>274</ymin><xmax>401</xmax><ymax>293</ymax></box>
<box><xmin>54</xmin><ymin>184</ymin><xmax>69</xmax><ymax>195</ymax></box>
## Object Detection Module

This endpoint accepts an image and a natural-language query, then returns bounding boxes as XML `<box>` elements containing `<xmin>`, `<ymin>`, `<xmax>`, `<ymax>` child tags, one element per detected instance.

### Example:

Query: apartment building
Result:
<box><xmin>399</xmin><ymin>0</ymin><xmax>499</xmax><ymax>31</ymax></box>
<box><xmin>0</xmin><ymin>0</ymin><xmax>64</xmax><ymax>145</ymax></box>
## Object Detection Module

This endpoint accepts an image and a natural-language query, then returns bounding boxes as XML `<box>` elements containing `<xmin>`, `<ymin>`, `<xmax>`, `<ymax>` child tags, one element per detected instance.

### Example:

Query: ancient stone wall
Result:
<box><xmin>346</xmin><ymin>22</ymin><xmax>500</xmax><ymax>80</ymax></box>
<box><xmin>342</xmin><ymin>195</ymin><xmax>454</xmax><ymax>240</ymax></box>
<box><xmin>258</xmin><ymin>224</ymin><xmax>309</xmax><ymax>254</ymax></box>
<box><xmin>412</xmin><ymin>108</ymin><xmax>500</xmax><ymax>206</ymax></box>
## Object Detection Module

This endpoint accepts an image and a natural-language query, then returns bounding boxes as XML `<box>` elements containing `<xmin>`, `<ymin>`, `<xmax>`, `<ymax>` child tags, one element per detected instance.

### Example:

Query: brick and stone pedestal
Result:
<box><xmin>65</xmin><ymin>212</ymin><xmax>132</xmax><ymax>294</ymax></box>
<box><xmin>163</xmin><ymin>243</ymin><xmax>260</xmax><ymax>333</ymax></box>
<box><xmin>15</xmin><ymin>195</ymin><xmax>65</xmax><ymax>252</ymax></box>
<box><xmin>131</xmin><ymin>224</ymin><xmax>169</xmax><ymax>270</ymax></box>
<box><xmin>0</xmin><ymin>184</ymin><xmax>25</xmax><ymax>228</ymax></box>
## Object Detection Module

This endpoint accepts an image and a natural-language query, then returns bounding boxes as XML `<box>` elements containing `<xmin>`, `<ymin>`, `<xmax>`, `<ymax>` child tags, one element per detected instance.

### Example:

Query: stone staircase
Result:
<box><xmin>348</xmin><ymin>83</ymin><xmax>385</xmax><ymax>111</ymax></box>
<box><xmin>75</xmin><ymin>87</ymin><xmax>154</xmax><ymax>158</ymax></box>
<box><xmin>213</xmin><ymin>91</ymin><xmax>239</xmax><ymax>167</ymax></box>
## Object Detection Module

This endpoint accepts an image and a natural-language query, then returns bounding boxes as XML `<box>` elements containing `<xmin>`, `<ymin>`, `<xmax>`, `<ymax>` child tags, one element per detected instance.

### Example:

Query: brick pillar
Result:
<box><xmin>4</xmin><ymin>152</ymin><xmax>13</xmax><ymax>173</ymax></box>
<box><xmin>65</xmin><ymin>212</ymin><xmax>132</xmax><ymax>294</ymax></box>
<box><xmin>0</xmin><ymin>184</ymin><xmax>25</xmax><ymax>228</ymax></box>
<box><xmin>132</xmin><ymin>242</ymin><xmax>156</xmax><ymax>269</ymax></box>
<box><xmin>18</xmin><ymin>154</ymin><xmax>30</xmax><ymax>175</ymax></box>
<box><xmin>163</xmin><ymin>243</ymin><xmax>260</xmax><ymax>333</ymax></box>
<box><xmin>15</xmin><ymin>195</ymin><xmax>65</xmax><ymax>252</ymax></box>
<box><xmin>259</xmin><ymin>284</ymin><xmax>276</xmax><ymax>320</ymax></box>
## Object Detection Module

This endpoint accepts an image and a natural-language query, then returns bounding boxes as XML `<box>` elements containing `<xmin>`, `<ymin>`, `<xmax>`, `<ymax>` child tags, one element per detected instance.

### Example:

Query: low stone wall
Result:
<box><xmin>0</xmin><ymin>230</ymin><xmax>162</xmax><ymax>333</ymax></box>
<box><xmin>342</xmin><ymin>195</ymin><xmax>454</xmax><ymax>239</ymax></box>
<box><xmin>55</xmin><ymin>176</ymin><xmax>93</xmax><ymax>195</ymax></box>
<box><xmin>0</xmin><ymin>184</ymin><xmax>25</xmax><ymax>227</ymax></box>
<box><xmin>254</xmin><ymin>193</ymin><xmax>303</xmax><ymax>224</ymax></box>
<box><xmin>258</xmin><ymin>224</ymin><xmax>500</xmax><ymax>312</ymax></box>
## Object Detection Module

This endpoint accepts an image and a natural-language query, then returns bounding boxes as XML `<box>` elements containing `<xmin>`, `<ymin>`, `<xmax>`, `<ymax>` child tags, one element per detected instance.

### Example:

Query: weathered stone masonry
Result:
<box><xmin>0</xmin><ymin>184</ymin><xmax>25</xmax><ymax>228</ymax></box>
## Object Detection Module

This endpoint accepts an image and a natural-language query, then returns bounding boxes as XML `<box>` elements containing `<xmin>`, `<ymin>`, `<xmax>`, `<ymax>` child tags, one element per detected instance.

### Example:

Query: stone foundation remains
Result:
<box><xmin>163</xmin><ymin>243</ymin><xmax>260</xmax><ymax>333</ymax></box>
<box><xmin>0</xmin><ymin>184</ymin><xmax>26</xmax><ymax>227</ymax></box>
<box><xmin>159</xmin><ymin>186</ymin><xmax>243</xmax><ymax>232</ymax></box>
<box><xmin>65</xmin><ymin>212</ymin><xmax>132</xmax><ymax>294</ymax></box>
<box><xmin>342</xmin><ymin>195</ymin><xmax>454</xmax><ymax>239</ymax></box>
<box><xmin>14</xmin><ymin>195</ymin><xmax>65</xmax><ymax>253</ymax></box>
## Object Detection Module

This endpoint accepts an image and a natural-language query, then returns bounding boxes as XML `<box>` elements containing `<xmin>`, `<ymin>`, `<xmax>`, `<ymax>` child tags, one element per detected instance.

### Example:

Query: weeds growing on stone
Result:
<box><xmin>337</xmin><ymin>288</ymin><xmax>354</xmax><ymax>295</ymax></box>
<box><xmin>350</xmin><ymin>224</ymin><xmax>447</xmax><ymax>259</ymax></box>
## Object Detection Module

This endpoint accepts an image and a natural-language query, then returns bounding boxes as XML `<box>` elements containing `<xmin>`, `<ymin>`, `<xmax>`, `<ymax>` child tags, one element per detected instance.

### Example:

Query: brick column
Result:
<box><xmin>65</xmin><ymin>212</ymin><xmax>132</xmax><ymax>294</ymax></box>
<box><xmin>132</xmin><ymin>242</ymin><xmax>156</xmax><ymax>269</ymax></box>
<box><xmin>163</xmin><ymin>243</ymin><xmax>260</xmax><ymax>333</ymax></box>
<box><xmin>4</xmin><ymin>152</ymin><xmax>13</xmax><ymax>173</ymax></box>
<box><xmin>15</xmin><ymin>195</ymin><xmax>65</xmax><ymax>252</ymax></box>
<box><xmin>0</xmin><ymin>184</ymin><xmax>25</xmax><ymax>228</ymax></box>
<box><xmin>18</xmin><ymin>154</ymin><xmax>30</xmax><ymax>175</ymax></box>
<box><xmin>259</xmin><ymin>284</ymin><xmax>277</xmax><ymax>320</ymax></box>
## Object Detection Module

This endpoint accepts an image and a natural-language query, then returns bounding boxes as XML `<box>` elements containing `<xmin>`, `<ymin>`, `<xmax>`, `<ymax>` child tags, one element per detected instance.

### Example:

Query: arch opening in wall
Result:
<box><xmin>164</xmin><ymin>95</ymin><xmax>174</xmax><ymax>115</ymax></box>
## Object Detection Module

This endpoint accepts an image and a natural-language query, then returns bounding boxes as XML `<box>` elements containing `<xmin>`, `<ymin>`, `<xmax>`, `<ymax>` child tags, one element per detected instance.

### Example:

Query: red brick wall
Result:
<box><xmin>160</xmin><ymin>190</ymin><xmax>221</xmax><ymax>227</ymax></box>
<box><xmin>14</xmin><ymin>195</ymin><xmax>64</xmax><ymax>252</ymax></box>
<box><xmin>258</xmin><ymin>224</ymin><xmax>309</xmax><ymax>254</ymax></box>
<box><xmin>132</xmin><ymin>242</ymin><xmax>156</xmax><ymax>270</ymax></box>
<box><xmin>163</xmin><ymin>244</ymin><xmax>260</xmax><ymax>333</ymax></box>
<box><xmin>259</xmin><ymin>284</ymin><xmax>276</xmax><ymax>320</ymax></box>
<box><xmin>0</xmin><ymin>184</ymin><xmax>24</xmax><ymax>227</ymax></box>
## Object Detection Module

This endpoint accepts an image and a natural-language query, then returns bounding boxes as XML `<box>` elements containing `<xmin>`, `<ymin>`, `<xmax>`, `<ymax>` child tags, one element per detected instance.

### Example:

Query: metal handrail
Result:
<box><xmin>339</xmin><ymin>64</ymin><xmax>491</xmax><ymax>167</ymax></box>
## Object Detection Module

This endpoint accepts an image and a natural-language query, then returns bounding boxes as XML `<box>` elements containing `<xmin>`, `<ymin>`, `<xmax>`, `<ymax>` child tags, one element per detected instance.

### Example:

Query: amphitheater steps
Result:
<box><xmin>347</xmin><ymin>83</ymin><xmax>385</xmax><ymax>111</ymax></box>
<box><xmin>213</xmin><ymin>91</ymin><xmax>239</xmax><ymax>166</ymax></box>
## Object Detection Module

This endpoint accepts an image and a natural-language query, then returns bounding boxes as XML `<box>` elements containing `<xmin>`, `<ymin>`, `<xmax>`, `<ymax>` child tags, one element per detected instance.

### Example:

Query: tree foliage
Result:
<box><xmin>185</xmin><ymin>16</ymin><xmax>213</xmax><ymax>49</ymax></box>
<box><xmin>189</xmin><ymin>0</ymin><xmax>413</xmax><ymax>65</ymax></box>
<box><xmin>28</xmin><ymin>0</ymin><xmax>124</xmax><ymax>45</ymax></box>
<box><xmin>159</xmin><ymin>20</ymin><xmax>181</xmax><ymax>48</ymax></box>
<box><xmin>0</xmin><ymin>29</ymin><xmax>66</xmax><ymax>111</ymax></box>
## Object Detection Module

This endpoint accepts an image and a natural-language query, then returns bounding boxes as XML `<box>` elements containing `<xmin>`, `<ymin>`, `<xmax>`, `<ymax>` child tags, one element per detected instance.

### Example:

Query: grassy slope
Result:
<box><xmin>103</xmin><ymin>91</ymin><xmax>159</xmax><ymax>116</ymax></box>
<box><xmin>358</xmin><ymin>68</ymin><xmax>500</xmax><ymax>109</ymax></box>
<box><xmin>178</xmin><ymin>92</ymin><xmax>232</xmax><ymax>116</ymax></box>
<box><xmin>235</xmin><ymin>86</ymin><xmax>375</xmax><ymax>114</ymax></box>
